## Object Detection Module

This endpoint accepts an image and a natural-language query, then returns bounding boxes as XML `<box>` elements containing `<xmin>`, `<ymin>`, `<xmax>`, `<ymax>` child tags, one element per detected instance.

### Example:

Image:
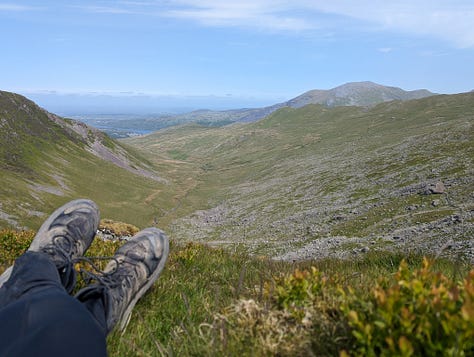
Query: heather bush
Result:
<box><xmin>0</xmin><ymin>230</ymin><xmax>34</xmax><ymax>273</ymax></box>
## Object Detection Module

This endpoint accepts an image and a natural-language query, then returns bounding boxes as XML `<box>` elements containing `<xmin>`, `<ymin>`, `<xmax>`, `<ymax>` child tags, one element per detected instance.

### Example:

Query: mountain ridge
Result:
<box><xmin>0</xmin><ymin>90</ymin><xmax>162</xmax><ymax>181</ymax></box>
<box><xmin>237</xmin><ymin>81</ymin><xmax>435</xmax><ymax>122</ymax></box>
<box><xmin>170</xmin><ymin>81</ymin><xmax>437</xmax><ymax>124</ymax></box>
<box><xmin>0</xmin><ymin>90</ymin><xmax>166</xmax><ymax>229</ymax></box>
<box><xmin>287</xmin><ymin>81</ymin><xmax>434</xmax><ymax>108</ymax></box>
<box><xmin>89</xmin><ymin>82</ymin><xmax>437</xmax><ymax>136</ymax></box>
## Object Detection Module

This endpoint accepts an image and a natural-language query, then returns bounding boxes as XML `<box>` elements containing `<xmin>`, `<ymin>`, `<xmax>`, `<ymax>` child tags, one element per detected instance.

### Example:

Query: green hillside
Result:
<box><xmin>2</xmin><ymin>90</ymin><xmax>472</xmax><ymax>260</ymax></box>
<box><xmin>1</xmin><ymin>90</ymin><xmax>473</xmax><ymax>355</ymax></box>
<box><xmin>0</xmin><ymin>90</ymin><xmax>172</xmax><ymax>229</ymax></box>
<box><xmin>125</xmin><ymin>93</ymin><xmax>474</xmax><ymax>260</ymax></box>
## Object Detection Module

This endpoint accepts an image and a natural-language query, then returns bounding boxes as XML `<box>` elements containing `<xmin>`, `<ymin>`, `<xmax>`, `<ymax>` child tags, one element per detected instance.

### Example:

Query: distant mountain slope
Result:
<box><xmin>126</xmin><ymin>92</ymin><xmax>474</xmax><ymax>260</ymax></box>
<box><xmin>286</xmin><ymin>81</ymin><xmax>434</xmax><ymax>108</ymax></box>
<box><xmin>238</xmin><ymin>81</ymin><xmax>435</xmax><ymax>122</ymax></box>
<box><xmin>178</xmin><ymin>82</ymin><xmax>436</xmax><ymax>124</ymax></box>
<box><xmin>0</xmin><ymin>90</ymin><xmax>167</xmax><ymax>229</ymax></box>
<box><xmin>112</xmin><ymin>82</ymin><xmax>436</xmax><ymax>132</ymax></box>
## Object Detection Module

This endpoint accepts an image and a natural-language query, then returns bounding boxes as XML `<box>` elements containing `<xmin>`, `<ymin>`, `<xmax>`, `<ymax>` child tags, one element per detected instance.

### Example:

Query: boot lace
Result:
<box><xmin>76</xmin><ymin>255</ymin><xmax>141</xmax><ymax>304</ymax></box>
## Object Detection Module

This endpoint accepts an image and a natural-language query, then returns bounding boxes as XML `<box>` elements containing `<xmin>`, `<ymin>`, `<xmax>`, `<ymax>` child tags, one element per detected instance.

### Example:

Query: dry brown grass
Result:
<box><xmin>99</xmin><ymin>219</ymin><xmax>140</xmax><ymax>236</ymax></box>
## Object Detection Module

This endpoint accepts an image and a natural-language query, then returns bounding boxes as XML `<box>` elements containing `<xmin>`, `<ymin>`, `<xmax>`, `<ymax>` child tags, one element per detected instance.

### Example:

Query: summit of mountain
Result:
<box><xmin>286</xmin><ymin>81</ymin><xmax>434</xmax><ymax>108</ymax></box>
<box><xmin>237</xmin><ymin>81</ymin><xmax>435</xmax><ymax>122</ymax></box>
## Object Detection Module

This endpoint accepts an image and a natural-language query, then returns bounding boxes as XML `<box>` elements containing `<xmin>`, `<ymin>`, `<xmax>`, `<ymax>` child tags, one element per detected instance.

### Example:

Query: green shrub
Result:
<box><xmin>340</xmin><ymin>258</ymin><xmax>474</xmax><ymax>356</ymax></box>
<box><xmin>201</xmin><ymin>266</ymin><xmax>349</xmax><ymax>356</ymax></box>
<box><xmin>274</xmin><ymin>267</ymin><xmax>326</xmax><ymax>310</ymax></box>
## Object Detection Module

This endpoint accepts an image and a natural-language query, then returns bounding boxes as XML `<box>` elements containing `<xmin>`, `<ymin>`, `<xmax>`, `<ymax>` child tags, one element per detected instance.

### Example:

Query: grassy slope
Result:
<box><xmin>0</xmin><ymin>91</ymin><xmax>173</xmax><ymax>229</ymax></box>
<box><xmin>1</xmin><ymin>91</ymin><xmax>473</xmax><ymax>355</ymax></box>
<box><xmin>125</xmin><ymin>93</ymin><xmax>473</xmax><ymax>258</ymax></box>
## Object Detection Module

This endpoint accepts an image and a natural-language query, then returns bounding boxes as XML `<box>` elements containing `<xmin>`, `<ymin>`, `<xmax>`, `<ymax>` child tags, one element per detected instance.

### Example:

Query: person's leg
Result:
<box><xmin>76</xmin><ymin>227</ymin><xmax>169</xmax><ymax>334</ymax></box>
<box><xmin>0</xmin><ymin>199</ymin><xmax>104</xmax><ymax>356</ymax></box>
<box><xmin>0</xmin><ymin>199</ymin><xmax>169</xmax><ymax>354</ymax></box>
<box><xmin>0</xmin><ymin>251</ymin><xmax>107</xmax><ymax>357</ymax></box>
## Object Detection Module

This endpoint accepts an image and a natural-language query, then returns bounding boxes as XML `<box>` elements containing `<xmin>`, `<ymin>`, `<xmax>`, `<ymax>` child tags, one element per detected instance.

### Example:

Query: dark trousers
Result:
<box><xmin>0</xmin><ymin>252</ymin><xmax>108</xmax><ymax>357</ymax></box>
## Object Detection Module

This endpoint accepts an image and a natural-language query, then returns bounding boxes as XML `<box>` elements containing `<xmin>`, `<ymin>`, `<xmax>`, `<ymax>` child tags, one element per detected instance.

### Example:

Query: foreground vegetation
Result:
<box><xmin>1</xmin><ymin>229</ymin><xmax>472</xmax><ymax>356</ymax></box>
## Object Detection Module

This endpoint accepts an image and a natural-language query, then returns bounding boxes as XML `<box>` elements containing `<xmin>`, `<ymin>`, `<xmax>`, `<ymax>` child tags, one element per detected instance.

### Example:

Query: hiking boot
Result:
<box><xmin>76</xmin><ymin>227</ymin><xmax>169</xmax><ymax>333</ymax></box>
<box><xmin>0</xmin><ymin>199</ymin><xmax>99</xmax><ymax>292</ymax></box>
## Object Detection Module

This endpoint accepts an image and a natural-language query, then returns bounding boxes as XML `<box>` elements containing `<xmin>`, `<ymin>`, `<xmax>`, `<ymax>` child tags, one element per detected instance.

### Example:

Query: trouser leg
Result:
<box><xmin>0</xmin><ymin>251</ymin><xmax>107</xmax><ymax>357</ymax></box>
<box><xmin>0</xmin><ymin>251</ymin><xmax>64</xmax><ymax>306</ymax></box>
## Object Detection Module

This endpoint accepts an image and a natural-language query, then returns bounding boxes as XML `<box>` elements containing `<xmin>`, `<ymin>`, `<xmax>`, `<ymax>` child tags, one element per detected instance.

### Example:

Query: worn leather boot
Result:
<box><xmin>76</xmin><ymin>227</ymin><xmax>169</xmax><ymax>333</ymax></box>
<box><xmin>0</xmin><ymin>199</ymin><xmax>99</xmax><ymax>292</ymax></box>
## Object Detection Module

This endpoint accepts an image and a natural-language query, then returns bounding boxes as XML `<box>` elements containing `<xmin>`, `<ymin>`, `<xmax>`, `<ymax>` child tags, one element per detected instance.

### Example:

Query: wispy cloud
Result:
<box><xmin>76</xmin><ymin>1</ymin><xmax>160</xmax><ymax>16</ymax></box>
<box><xmin>79</xmin><ymin>6</ymin><xmax>140</xmax><ymax>15</ymax></box>
<box><xmin>74</xmin><ymin>1</ymin><xmax>474</xmax><ymax>47</ymax></box>
<box><xmin>378</xmin><ymin>47</ymin><xmax>393</xmax><ymax>53</ymax></box>
<box><xmin>160</xmin><ymin>0</ymin><xmax>474</xmax><ymax>47</ymax></box>
<box><xmin>0</xmin><ymin>3</ymin><xmax>38</xmax><ymax>11</ymax></box>
<box><xmin>302</xmin><ymin>0</ymin><xmax>474</xmax><ymax>48</ymax></box>
<box><xmin>418</xmin><ymin>50</ymin><xmax>450</xmax><ymax>57</ymax></box>
<box><xmin>163</xmin><ymin>1</ymin><xmax>316</xmax><ymax>32</ymax></box>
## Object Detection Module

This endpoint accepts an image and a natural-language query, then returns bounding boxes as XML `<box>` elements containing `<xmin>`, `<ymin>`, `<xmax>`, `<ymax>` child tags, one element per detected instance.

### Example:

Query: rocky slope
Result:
<box><xmin>127</xmin><ymin>93</ymin><xmax>473</xmax><ymax>262</ymax></box>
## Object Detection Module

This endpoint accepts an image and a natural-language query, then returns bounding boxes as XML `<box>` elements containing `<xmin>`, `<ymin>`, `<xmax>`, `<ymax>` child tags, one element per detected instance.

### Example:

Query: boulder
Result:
<box><xmin>424</xmin><ymin>181</ymin><xmax>446</xmax><ymax>195</ymax></box>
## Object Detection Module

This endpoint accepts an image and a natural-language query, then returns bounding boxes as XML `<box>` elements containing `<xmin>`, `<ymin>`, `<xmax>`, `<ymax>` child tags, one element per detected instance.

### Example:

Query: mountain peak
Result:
<box><xmin>287</xmin><ymin>82</ymin><xmax>435</xmax><ymax>108</ymax></box>
<box><xmin>335</xmin><ymin>81</ymin><xmax>382</xmax><ymax>89</ymax></box>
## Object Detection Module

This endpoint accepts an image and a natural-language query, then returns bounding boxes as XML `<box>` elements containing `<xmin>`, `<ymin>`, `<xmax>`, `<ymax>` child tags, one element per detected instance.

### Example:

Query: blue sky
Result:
<box><xmin>1</xmin><ymin>1</ymin><xmax>473</xmax><ymax>111</ymax></box>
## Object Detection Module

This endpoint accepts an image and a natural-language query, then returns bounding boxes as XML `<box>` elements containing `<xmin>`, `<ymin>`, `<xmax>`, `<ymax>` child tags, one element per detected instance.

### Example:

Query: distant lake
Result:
<box><xmin>68</xmin><ymin>114</ymin><xmax>165</xmax><ymax>138</ymax></box>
